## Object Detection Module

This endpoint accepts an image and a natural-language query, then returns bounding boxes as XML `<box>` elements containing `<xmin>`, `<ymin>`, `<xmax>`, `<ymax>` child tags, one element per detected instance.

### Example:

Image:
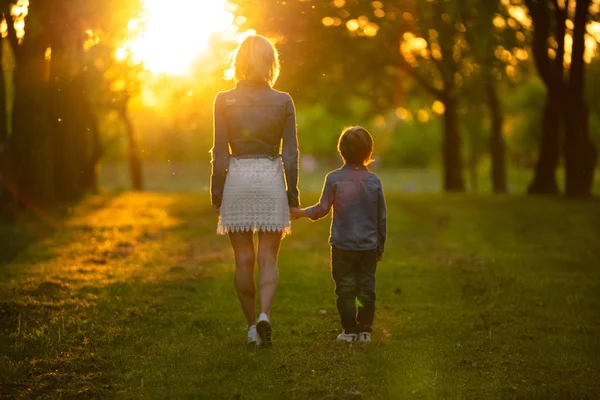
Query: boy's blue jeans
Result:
<box><xmin>331</xmin><ymin>246</ymin><xmax>378</xmax><ymax>334</ymax></box>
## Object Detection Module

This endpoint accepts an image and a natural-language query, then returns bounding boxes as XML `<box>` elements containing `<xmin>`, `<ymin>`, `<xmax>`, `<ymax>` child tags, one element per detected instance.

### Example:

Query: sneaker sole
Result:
<box><xmin>256</xmin><ymin>320</ymin><xmax>272</xmax><ymax>346</ymax></box>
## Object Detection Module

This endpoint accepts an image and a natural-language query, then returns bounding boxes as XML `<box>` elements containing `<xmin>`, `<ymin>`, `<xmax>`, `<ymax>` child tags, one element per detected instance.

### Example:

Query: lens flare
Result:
<box><xmin>124</xmin><ymin>0</ymin><xmax>235</xmax><ymax>74</ymax></box>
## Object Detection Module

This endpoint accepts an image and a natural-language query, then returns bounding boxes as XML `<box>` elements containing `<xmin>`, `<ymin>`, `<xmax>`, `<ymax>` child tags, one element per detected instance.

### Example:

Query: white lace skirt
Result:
<box><xmin>217</xmin><ymin>157</ymin><xmax>291</xmax><ymax>236</ymax></box>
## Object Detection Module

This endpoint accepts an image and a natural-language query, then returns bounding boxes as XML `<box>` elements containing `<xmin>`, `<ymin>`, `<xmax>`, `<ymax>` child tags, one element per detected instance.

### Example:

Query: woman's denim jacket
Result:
<box><xmin>210</xmin><ymin>80</ymin><xmax>300</xmax><ymax>208</ymax></box>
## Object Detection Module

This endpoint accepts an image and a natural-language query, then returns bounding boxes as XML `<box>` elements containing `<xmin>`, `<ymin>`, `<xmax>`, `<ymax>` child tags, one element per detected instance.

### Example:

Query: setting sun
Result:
<box><xmin>121</xmin><ymin>0</ymin><xmax>235</xmax><ymax>74</ymax></box>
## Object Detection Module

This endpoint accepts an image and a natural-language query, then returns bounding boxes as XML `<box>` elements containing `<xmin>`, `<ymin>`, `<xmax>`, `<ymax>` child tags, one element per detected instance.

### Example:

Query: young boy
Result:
<box><xmin>292</xmin><ymin>126</ymin><xmax>387</xmax><ymax>343</ymax></box>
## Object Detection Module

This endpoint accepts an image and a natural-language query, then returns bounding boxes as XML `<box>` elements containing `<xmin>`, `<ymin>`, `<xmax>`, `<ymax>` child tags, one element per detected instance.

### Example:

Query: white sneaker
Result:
<box><xmin>337</xmin><ymin>331</ymin><xmax>358</xmax><ymax>342</ymax></box>
<box><xmin>357</xmin><ymin>332</ymin><xmax>371</xmax><ymax>343</ymax></box>
<box><xmin>248</xmin><ymin>325</ymin><xmax>260</xmax><ymax>345</ymax></box>
<box><xmin>256</xmin><ymin>313</ymin><xmax>272</xmax><ymax>346</ymax></box>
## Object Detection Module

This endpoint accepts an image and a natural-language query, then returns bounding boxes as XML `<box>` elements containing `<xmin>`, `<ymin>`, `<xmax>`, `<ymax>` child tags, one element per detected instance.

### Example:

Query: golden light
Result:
<box><xmin>400</xmin><ymin>32</ymin><xmax>429</xmax><ymax>65</ymax></box>
<box><xmin>395</xmin><ymin>107</ymin><xmax>412</xmax><ymax>121</ymax></box>
<box><xmin>432</xmin><ymin>101</ymin><xmax>445</xmax><ymax>115</ymax></box>
<box><xmin>515</xmin><ymin>48</ymin><xmax>529</xmax><ymax>61</ymax></box>
<box><xmin>121</xmin><ymin>0</ymin><xmax>235</xmax><ymax>74</ymax></box>
<box><xmin>364</xmin><ymin>22</ymin><xmax>379</xmax><ymax>37</ymax></box>
<box><xmin>493</xmin><ymin>15</ymin><xmax>506</xmax><ymax>30</ymax></box>
<box><xmin>1</xmin><ymin>0</ymin><xmax>28</xmax><ymax>39</ymax></box>
<box><xmin>506</xmin><ymin>65</ymin><xmax>516</xmax><ymax>78</ymax></box>
<box><xmin>508</xmin><ymin>6</ymin><xmax>532</xmax><ymax>30</ymax></box>
<box><xmin>322</xmin><ymin>17</ymin><xmax>335</xmax><ymax>27</ymax></box>
<box><xmin>116</xmin><ymin>47</ymin><xmax>128</xmax><ymax>62</ymax></box>
<box><xmin>417</xmin><ymin>109</ymin><xmax>430</xmax><ymax>123</ymax></box>
<box><xmin>346</xmin><ymin>19</ymin><xmax>360</xmax><ymax>31</ymax></box>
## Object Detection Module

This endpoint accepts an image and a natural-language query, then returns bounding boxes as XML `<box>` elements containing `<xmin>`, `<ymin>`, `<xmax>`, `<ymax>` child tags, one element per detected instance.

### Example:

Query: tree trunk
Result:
<box><xmin>11</xmin><ymin>44</ymin><xmax>54</xmax><ymax>208</ymax></box>
<box><xmin>120</xmin><ymin>95</ymin><xmax>143</xmax><ymax>191</ymax></box>
<box><xmin>5</xmin><ymin>3</ymin><xmax>55</xmax><ymax>210</ymax></box>
<box><xmin>78</xmin><ymin>65</ymin><xmax>103</xmax><ymax>194</ymax></box>
<box><xmin>525</xmin><ymin>0</ymin><xmax>565</xmax><ymax>195</ymax></box>
<box><xmin>48</xmin><ymin>12</ymin><xmax>96</xmax><ymax>203</ymax></box>
<box><xmin>0</xmin><ymin>152</ymin><xmax>17</xmax><ymax>221</ymax></box>
<box><xmin>486</xmin><ymin>80</ymin><xmax>507</xmax><ymax>193</ymax></box>
<box><xmin>0</xmin><ymin>32</ymin><xmax>17</xmax><ymax>220</ymax></box>
<box><xmin>441</xmin><ymin>93</ymin><xmax>465</xmax><ymax>191</ymax></box>
<box><xmin>528</xmin><ymin>94</ymin><xmax>561</xmax><ymax>194</ymax></box>
<box><xmin>468</xmin><ymin>153</ymin><xmax>478</xmax><ymax>193</ymax></box>
<box><xmin>0</xmin><ymin>37</ymin><xmax>8</xmax><ymax>145</ymax></box>
<box><xmin>564</xmin><ymin>0</ymin><xmax>597</xmax><ymax>197</ymax></box>
<box><xmin>79</xmin><ymin>87</ymin><xmax>102</xmax><ymax>194</ymax></box>
<box><xmin>49</xmin><ymin>41</ymin><xmax>83</xmax><ymax>202</ymax></box>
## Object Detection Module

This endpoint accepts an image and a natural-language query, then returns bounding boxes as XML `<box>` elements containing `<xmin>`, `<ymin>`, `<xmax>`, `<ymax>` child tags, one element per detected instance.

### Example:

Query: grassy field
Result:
<box><xmin>1</xmin><ymin>192</ymin><xmax>599</xmax><ymax>399</ymax></box>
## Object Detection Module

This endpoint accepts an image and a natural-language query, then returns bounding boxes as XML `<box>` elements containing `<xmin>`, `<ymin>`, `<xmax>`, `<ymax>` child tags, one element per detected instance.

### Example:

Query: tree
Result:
<box><xmin>88</xmin><ymin>37</ymin><xmax>146</xmax><ymax>192</ymax></box>
<box><xmin>525</xmin><ymin>0</ymin><xmax>598</xmax><ymax>196</ymax></box>
<box><xmin>459</xmin><ymin>0</ymin><xmax>512</xmax><ymax>193</ymax></box>
<box><xmin>0</xmin><ymin>9</ymin><xmax>16</xmax><ymax>219</ymax></box>
<box><xmin>525</xmin><ymin>0</ymin><xmax>566</xmax><ymax>194</ymax></box>
<box><xmin>563</xmin><ymin>0</ymin><xmax>597</xmax><ymax>197</ymax></box>
<box><xmin>397</xmin><ymin>0</ymin><xmax>467</xmax><ymax>191</ymax></box>
<box><xmin>45</xmin><ymin>1</ymin><xmax>104</xmax><ymax>201</ymax></box>
<box><xmin>0</xmin><ymin>0</ymin><xmax>142</xmax><ymax>215</ymax></box>
<box><xmin>119</xmin><ymin>90</ymin><xmax>143</xmax><ymax>191</ymax></box>
<box><xmin>233</xmin><ymin>0</ymin><xmax>467</xmax><ymax>191</ymax></box>
<box><xmin>6</xmin><ymin>0</ymin><xmax>55</xmax><ymax>208</ymax></box>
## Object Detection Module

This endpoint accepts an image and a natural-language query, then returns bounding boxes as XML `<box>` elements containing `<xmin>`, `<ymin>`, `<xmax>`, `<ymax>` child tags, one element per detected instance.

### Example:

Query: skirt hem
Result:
<box><xmin>217</xmin><ymin>224</ymin><xmax>291</xmax><ymax>237</ymax></box>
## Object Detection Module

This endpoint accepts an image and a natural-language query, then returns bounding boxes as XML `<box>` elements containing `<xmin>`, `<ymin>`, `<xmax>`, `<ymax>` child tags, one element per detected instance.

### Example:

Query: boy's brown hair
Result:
<box><xmin>337</xmin><ymin>126</ymin><xmax>374</xmax><ymax>166</ymax></box>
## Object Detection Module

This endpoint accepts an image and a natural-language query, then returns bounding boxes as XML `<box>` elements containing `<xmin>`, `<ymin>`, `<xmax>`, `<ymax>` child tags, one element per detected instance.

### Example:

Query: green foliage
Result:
<box><xmin>296</xmin><ymin>103</ymin><xmax>348</xmax><ymax>161</ymax></box>
<box><xmin>503</xmin><ymin>78</ymin><xmax>547</xmax><ymax>166</ymax></box>
<box><xmin>585</xmin><ymin>58</ymin><xmax>600</xmax><ymax>149</ymax></box>
<box><xmin>378</xmin><ymin>119</ymin><xmax>442</xmax><ymax>168</ymax></box>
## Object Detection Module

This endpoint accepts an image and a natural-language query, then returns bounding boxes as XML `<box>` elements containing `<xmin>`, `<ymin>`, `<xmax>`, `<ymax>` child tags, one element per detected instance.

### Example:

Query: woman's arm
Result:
<box><xmin>210</xmin><ymin>93</ymin><xmax>229</xmax><ymax>209</ymax></box>
<box><xmin>281</xmin><ymin>94</ymin><xmax>300</xmax><ymax>208</ymax></box>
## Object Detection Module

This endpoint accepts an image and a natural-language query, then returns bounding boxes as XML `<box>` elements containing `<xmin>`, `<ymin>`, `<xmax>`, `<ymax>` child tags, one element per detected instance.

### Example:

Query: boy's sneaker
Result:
<box><xmin>256</xmin><ymin>313</ymin><xmax>272</xmax><ymax>346</ymax></box>
<box><xmin>337</xmin><ymin>331</ymin><xmax>358</xmax><ymax>342</ymax></box>
<box><xmin>248</xmin><ymin>325</ymin><xmax>260</xmax><ymax>346</ymax></box>
<box><xmin>357</xmin><ymin>332</ymin><xmax>371</xmax><ymax>343</ymax></box>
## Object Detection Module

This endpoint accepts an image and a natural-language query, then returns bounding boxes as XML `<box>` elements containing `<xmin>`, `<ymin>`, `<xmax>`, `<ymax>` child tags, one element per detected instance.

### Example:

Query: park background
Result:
<box><xmin>0</xmin><ymin>0</ymin><xmax>599</xmax><ymax>398</ymax></box>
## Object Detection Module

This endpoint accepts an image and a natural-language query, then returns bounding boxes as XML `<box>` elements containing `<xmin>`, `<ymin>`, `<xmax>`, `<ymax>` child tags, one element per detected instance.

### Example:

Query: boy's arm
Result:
<box><xmin>298</xmin><ymin>174</ymin><xmax>334</xmax><ymax>220</ymax></box>
<box><xmin>377</xmin><ymin>182</ymin><xmax>387</xmax><ymax>259</ymax></box>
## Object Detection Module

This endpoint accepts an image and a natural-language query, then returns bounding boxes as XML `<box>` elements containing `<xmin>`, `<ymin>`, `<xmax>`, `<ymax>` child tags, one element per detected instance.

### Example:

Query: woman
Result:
<box><xmin>210</xmin><ymin>34</ymin><xmax>300</xmax><ymax>346</ymax></box>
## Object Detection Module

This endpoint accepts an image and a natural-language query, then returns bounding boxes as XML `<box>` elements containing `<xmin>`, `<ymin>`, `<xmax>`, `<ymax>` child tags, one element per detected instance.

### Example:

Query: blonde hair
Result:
<box><xmin>225</xmin><ymin>34</ymin><xmax>280</xmax><ymax>87</ymax></box>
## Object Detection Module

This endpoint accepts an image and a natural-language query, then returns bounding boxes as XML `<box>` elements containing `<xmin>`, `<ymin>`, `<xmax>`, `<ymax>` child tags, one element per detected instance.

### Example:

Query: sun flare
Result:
<box><xmin>120</xmin><ymin>0</ymin><xmax>236</xmax><ymax>75</ymax></box>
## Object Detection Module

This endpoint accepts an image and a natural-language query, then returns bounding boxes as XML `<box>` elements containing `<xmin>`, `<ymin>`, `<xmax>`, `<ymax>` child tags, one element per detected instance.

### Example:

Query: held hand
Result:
<box><xmin>289</xmin><ymin>207</ymin><xmax>301</xmax><ymax>220</ymax></box>
<box><xmin>377</xmin><ymin>253</ymin><xmax>383</xmax><ymax>262</ymax></box>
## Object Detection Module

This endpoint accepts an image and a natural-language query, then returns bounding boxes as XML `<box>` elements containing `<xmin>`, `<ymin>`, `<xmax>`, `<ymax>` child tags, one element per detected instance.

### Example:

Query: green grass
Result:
<box><xmin>1</xmin><ymin>192</ymin><xmax>599</xmax><ymax>398</ymax></box>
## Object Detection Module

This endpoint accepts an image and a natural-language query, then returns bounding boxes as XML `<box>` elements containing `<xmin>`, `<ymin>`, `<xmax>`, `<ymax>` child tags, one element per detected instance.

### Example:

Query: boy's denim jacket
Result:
<box><xmin>210</xmin><ymin>80</ymin><xmax>300</xmax><ymax>208</ymax></box>
<box><xmin>305</xmin><ymin>165</ymin><xmax>387</xmax><ymax>257</ymax></box>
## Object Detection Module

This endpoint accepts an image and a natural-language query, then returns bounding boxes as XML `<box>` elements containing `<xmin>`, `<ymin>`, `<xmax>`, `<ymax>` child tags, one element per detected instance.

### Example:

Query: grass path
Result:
<box><xmin>1</xmin><ymin>193</ymin><xmax>599</xmax><ymax>399</ymax></box>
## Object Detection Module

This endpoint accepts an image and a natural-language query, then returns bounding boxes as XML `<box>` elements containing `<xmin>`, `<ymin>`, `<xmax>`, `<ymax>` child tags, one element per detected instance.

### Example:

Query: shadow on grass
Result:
<box><xmin>0</xmin><ymin>217</ymin><xmax>55</xmax><ymax>266</ymax></box>
<box><xmin>0</xmin><ymin>193</ymin><xmax>118</xmax><ymax>266</ymax></box>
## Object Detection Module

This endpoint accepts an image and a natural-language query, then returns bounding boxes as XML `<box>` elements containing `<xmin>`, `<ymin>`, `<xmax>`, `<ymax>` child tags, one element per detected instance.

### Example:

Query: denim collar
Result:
<box><xmin>236</xmin><ymin>80</ymin><xmax>270</xmax><ymax>88</ymax></box>
<box><xmin>342</xmin><ymin>164</ymin><xmax>368</xmax><ymax>171</ymax></box>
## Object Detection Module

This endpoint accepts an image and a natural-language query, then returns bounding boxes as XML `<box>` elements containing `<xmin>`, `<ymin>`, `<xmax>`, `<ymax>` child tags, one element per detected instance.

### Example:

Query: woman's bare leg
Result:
<box><xmin>257</xmin><ymin>231</ymin><xmax>283</xmax><ymax>316</ymax></box>
<box><xmin>228</xmin><ymin>231</ymin><xmax>256</xmax><ymax>326</ymax></box>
